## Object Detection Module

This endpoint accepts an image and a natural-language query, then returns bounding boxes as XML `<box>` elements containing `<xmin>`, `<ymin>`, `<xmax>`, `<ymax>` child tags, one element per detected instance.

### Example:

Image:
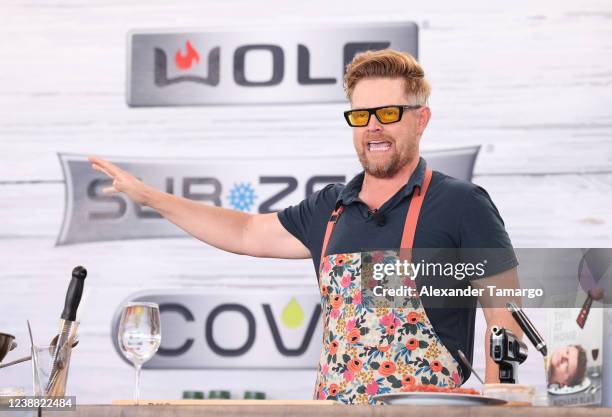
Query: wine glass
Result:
<box><xmin>118</xmin><ymin>302</ymin><xmax>161</xmax><ymax>403</ymax></box>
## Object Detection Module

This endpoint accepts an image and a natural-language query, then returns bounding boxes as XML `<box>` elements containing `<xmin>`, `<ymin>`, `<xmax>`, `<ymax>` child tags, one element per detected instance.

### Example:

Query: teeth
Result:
<box><xmin>367</xmin><ymin>141</ymin><xmax>391</xmax><ymax>152</ymax></box>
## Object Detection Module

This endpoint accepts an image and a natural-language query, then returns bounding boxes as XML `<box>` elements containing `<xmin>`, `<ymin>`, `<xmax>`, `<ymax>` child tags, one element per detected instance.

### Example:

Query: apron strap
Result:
<box><xmin>319</xmin><ymin>205</ymin><xmax>344</xmax><ymax>272</ymax></box>
<box><xmin>400</xmin><ymin>167</ymin><xmax>433</xmax><ymax>249</ymax></box>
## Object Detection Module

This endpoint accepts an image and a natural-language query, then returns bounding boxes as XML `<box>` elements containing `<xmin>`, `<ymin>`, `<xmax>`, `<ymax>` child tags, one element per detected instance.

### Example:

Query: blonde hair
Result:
<box><xmin>344</xmin><ymin>49</ymin><xmax>430</xmax><ymax>105</ymax></box>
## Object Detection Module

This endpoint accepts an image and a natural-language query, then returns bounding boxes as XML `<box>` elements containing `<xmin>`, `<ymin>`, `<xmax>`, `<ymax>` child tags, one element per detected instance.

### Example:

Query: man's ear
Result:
<box><xmin>417</xmin><ymin>107</ymin><xmax>431</xmax><ymax>137</ymax></box>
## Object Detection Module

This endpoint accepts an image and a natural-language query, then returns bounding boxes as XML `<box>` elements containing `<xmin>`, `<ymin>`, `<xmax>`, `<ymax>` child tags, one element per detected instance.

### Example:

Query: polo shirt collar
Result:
<box><xmin>337</xmin><ymin>157</ymin><xmax>427</xmax><ymax>206</ymax></box>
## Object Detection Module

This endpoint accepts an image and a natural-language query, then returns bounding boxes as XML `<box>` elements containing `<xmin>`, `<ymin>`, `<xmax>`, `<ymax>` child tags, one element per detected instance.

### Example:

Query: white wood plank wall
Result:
<box><xmin>0</xmin><ymin>0</ymin><xmax>611</xmax><ymax>403</ymax></box>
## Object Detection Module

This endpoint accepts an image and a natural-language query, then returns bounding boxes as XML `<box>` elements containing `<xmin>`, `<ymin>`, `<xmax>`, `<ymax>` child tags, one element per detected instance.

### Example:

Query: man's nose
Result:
<box><xmin>366</xmin><ymin>114</ymin><xmax>383</xmax><ymax>132</ymax></box>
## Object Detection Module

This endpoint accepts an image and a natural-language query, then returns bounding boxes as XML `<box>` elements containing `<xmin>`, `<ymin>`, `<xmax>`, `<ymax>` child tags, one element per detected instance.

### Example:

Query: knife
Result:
<box><xmin>46</xmin><ymin>266</ymin><xmax>87</xmax><ymax>392</ymax></box>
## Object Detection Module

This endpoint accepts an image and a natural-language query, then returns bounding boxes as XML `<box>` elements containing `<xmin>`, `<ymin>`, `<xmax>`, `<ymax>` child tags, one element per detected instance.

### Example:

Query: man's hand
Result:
<box><xmin>473</xmin><ymin>267</ymin><xmax>524</xmax><ymax>383</ymax></box>
<box><xmin>89</xmin><ymin>156</ymin><xmax>150</xmax><ymax>205</ymax></box>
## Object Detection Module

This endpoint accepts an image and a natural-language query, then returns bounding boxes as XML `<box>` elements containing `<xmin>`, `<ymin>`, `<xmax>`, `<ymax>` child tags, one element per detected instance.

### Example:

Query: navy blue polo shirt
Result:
<box><xmin>277</xmin><ymin>157</ymin><xmax>518</xmax><ymax>381</ymax></box>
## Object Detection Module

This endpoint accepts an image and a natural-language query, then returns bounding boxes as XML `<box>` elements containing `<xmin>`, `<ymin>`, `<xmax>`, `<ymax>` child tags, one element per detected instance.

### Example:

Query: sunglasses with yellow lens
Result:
<box><xmin>344</xmin><ymin>105</ymin><xmax>422</xmax><ymax>127</ymax></box>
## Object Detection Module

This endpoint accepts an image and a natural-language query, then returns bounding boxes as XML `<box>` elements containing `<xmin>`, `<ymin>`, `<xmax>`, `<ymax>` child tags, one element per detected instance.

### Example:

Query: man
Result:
<box><xmin>548</xmin><ymin>345</ymin><xmax>588</xmax><ymax>388</ymax></box>
<box><xmin>90</xmin><ymin>49</ymin><xmax>522</xmax><ymax>404</ymax></box>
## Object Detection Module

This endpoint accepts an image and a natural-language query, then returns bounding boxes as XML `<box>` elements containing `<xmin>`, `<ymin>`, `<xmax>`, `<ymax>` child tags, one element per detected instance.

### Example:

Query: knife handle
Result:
<box><xmin>576</xmin><ymin>295</ymin><xmax>593</xmax><ymax>329</ymax></box>
<box><xmin>60</xmin><ymin>266</ymin><xmax>87</xmax><ymax>321</ymax></box>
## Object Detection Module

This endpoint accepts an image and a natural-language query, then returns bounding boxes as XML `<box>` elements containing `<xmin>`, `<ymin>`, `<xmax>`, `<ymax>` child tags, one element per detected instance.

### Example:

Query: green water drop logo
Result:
<box><xmin>281</xmin><ymin>298</ymin><xmax>304</xmax><ymax>328</ymax></box>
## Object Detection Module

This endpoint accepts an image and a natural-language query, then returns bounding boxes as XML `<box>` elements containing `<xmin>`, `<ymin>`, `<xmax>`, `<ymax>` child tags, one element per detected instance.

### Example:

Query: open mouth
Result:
<box><xmin>367</xmin><ymin>140</ymin><xmax>392</xmax><ymax>152</ymax></box>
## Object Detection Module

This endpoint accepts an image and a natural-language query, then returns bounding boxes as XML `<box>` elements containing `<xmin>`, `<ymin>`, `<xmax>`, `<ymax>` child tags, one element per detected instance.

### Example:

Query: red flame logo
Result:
<box><xmin>175</xmin><ymin>41</ymin><xmax>200</xmax><ymax>70</ymax></box>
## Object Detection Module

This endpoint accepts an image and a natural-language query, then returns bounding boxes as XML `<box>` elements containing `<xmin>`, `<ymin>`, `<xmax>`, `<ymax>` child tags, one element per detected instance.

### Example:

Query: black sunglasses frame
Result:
<box><xmin>343</xmin><ymin>104</ymin><xmax>422</xmax><ymax>127</ymax></box>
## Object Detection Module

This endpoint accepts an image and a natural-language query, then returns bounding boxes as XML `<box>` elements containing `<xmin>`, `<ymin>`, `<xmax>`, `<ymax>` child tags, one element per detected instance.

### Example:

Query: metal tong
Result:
<box><xmin>0</xmin><ymin>335</ymin><xmax>79</xmax><ymax>370</ymax></box>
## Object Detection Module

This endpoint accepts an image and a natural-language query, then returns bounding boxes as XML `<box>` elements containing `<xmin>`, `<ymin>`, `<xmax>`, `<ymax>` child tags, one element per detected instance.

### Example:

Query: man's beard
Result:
<box><xmin>357</xmin><ymin>140</ymin><xmax>415</xmax><ymax>179</ymax></box>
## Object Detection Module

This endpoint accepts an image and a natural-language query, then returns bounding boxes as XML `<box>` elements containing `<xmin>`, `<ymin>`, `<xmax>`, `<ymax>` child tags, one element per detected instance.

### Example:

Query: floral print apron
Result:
<box><xmin>314</xmin><ymin>166</ymin><xmax>462</xmax><ymax>404</ymax></box>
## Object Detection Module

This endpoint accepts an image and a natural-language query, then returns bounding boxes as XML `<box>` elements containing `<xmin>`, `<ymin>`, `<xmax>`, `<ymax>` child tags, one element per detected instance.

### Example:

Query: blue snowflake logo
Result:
<box><xmin>227</xmin><ymin>182</ymin><xmax>257</xmax><ymax>212</ymax></box>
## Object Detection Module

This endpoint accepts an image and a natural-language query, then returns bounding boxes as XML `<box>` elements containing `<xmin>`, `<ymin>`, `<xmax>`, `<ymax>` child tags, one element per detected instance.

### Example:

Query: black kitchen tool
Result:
<box><xmin>45</xmin><ymin>266</ymin><xmax>87</xmax><ymax>391</ymax></box>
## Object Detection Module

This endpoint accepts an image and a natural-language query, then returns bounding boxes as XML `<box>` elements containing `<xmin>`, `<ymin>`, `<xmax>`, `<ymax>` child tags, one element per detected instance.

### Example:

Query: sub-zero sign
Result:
<box><xmin>111</xmin><ymin>290</ymin><xmax>322</xmax><ymax>369</ymax></box>
<box><xmin>127</xmin><ymin>22</ymin><xmax>419</xmax><ymax>106</ymax></box>
<box><xmin>56</xmin><ymin>148</ymin><xmax>478</xmax><ymax>245</ymax></box>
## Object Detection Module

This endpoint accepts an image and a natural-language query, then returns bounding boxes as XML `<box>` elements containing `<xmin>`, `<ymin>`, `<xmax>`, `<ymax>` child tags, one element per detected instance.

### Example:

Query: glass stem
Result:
<box><xmin>134</xmin><ymin>364</ymin><xmax>142</xmax><ymax>404</ymax></box>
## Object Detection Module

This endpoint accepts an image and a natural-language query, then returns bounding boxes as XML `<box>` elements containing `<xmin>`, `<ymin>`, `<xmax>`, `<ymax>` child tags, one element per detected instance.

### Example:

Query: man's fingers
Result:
<box><xmin>102</xmin><ymin>186</ymin><xmax>118</xmax><ymax>194</ymax></box>
<box><xmin>89</xmin><ymin>156</ymin><xmax>121</xmax><ymax>177</ymax></box>
<box><xmin>92</xmin><ymin>163</ymin><xmax>115</xmax><ymax>179</ymax></box>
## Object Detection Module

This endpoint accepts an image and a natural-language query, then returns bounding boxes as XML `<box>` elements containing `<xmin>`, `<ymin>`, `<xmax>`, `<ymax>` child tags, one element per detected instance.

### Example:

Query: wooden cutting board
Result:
<box><xmin>112</xmin><ymin>400</ymin><xmax>337</xmax><ymax>406</ymax></box>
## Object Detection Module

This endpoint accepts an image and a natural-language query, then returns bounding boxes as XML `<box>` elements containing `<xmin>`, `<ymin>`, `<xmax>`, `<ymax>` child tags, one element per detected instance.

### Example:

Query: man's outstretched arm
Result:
<box><xmin>89</xmin><ymin>156</ymin><xmax>310</xmax><ymax>259</ymax></box>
